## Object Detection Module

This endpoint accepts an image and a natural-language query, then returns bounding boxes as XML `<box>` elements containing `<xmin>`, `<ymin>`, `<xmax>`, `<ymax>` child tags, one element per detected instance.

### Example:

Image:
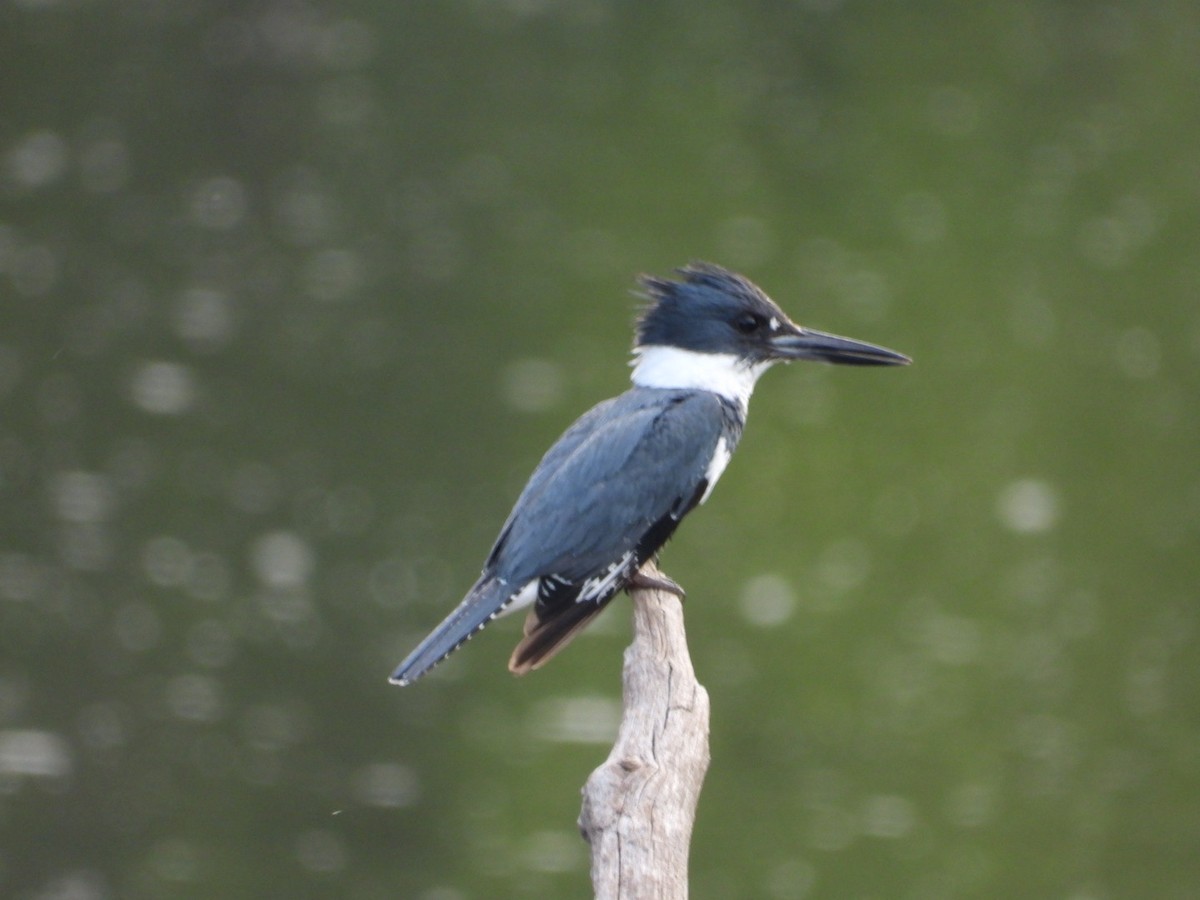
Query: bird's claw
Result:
<box><xmin>626</xmin><ymin>569</ymin><xmax>687</xmax><ymax>601</ymax></box>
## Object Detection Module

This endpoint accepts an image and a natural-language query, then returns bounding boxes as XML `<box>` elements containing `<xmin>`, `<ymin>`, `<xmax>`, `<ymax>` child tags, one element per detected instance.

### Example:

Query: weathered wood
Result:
<box><xmin>578</xmin><ymin>561</ymin><xmax>711</xmax><ymax>899</ymax></box>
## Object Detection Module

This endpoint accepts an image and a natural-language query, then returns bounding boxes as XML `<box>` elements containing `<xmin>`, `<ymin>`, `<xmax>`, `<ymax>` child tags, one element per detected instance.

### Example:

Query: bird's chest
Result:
<box><xmin>699</xmin><ymin>437</ymin><xmax>732</xmax><ymax>505</ymax></box>
<box><xmin>698</xmin><ymin>402</ymin><xmax>744</xmax><ymax>505</ymax></box>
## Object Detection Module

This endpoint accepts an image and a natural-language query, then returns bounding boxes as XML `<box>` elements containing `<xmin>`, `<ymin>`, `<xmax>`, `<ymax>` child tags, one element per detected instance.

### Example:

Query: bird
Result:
<box><xmin>390</xmin><ymin>262</ymin><xmax>910</xmax><ymax>686</ymax></box>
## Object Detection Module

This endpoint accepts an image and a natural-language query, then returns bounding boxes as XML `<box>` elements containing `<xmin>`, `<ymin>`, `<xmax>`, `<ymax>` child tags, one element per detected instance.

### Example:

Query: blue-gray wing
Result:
<box><xmin>487</xmin><ymin>387</ymin><xmax>732</xmax><ymax>584</ymax></box>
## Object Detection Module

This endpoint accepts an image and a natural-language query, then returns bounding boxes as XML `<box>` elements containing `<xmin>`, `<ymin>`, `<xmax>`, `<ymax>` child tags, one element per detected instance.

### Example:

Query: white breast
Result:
<box><xmin>699</xmin><ymin>436</ymin><xmax>732</xmax><ymax>504</ymax></box>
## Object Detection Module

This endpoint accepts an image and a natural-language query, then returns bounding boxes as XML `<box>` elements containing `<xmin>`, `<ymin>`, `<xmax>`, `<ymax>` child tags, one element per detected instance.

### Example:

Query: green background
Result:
<box><xmin>2</xmin><ymin>1</ymin><xmax>1197</xmax><ymax>897</ymax></box>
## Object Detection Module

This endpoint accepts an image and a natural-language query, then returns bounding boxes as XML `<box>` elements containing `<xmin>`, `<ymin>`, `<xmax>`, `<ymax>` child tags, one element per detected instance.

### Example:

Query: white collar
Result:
<box><xmin>629</xmin><ymin>345</ymin><xmax>773</xmax><ymax>410</ymax></box>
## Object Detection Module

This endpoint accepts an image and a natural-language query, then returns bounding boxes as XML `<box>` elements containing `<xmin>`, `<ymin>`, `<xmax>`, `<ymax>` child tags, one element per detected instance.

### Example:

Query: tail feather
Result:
<box><xmin>508</xmin><ymin>598</ymin><xmax>613</xmax><ymax>675</ymax></box>
<box><xmin>390</xmin><ymin>579</ymin><xmax>513</xmax><ymax>686</ymax></box>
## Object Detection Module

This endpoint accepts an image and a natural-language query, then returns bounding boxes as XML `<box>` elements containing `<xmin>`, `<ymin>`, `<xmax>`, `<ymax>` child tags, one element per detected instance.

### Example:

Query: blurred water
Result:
<box><xmin>2</xmin><ymin>2</ymin><xmax>1198</xmax><ymax>898</ymax></box>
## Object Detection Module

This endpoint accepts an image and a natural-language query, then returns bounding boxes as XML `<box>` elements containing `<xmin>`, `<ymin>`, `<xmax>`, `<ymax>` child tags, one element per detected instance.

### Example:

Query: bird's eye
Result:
<box><xmin>734</xmin><ymin>313</ymin><xmax>765</xmax><ymax>334</ymax></box>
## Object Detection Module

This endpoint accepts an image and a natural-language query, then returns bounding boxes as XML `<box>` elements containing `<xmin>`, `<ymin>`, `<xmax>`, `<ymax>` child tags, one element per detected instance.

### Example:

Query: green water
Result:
<box><xmin>2</xmin><ymin>2</ymin><xmax>1197</xmax><ymax>897</ymax></box>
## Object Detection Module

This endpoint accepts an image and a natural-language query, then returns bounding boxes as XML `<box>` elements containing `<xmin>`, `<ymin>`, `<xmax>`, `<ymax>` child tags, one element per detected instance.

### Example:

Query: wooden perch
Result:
<box><xmin>578</xmin><ymin>561</ymin><xmax>711</xmax><ymax>899</ymax></box>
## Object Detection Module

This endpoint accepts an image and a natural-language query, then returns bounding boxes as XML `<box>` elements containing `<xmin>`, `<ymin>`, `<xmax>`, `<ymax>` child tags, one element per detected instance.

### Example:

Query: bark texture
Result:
<box><xmin>578</xmin><ymin>562</ymin><xmax>711</xmax><ymax>900</ymax></box>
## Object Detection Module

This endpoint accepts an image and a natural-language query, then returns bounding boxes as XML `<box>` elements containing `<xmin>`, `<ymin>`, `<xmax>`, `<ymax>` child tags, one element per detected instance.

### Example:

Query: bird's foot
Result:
<box><xmin>626</xmin><ymin>568</ymin><xmax>686</xmax><ymax>601</ymax></box>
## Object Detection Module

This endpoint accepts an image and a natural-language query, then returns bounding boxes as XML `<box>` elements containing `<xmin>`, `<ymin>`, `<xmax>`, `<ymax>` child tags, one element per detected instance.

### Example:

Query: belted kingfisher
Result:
<box><xmin>390</xmin><ymin>262</ymin><xmax>909</xmax><ymax>686</ymax></box>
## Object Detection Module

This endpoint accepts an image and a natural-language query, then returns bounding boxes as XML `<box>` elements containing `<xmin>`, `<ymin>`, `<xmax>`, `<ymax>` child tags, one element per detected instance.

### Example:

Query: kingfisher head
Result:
<box><xmin>635</xmin><ymin>262</ymin><xmax>911</xmax><ymax>368</ymax></box>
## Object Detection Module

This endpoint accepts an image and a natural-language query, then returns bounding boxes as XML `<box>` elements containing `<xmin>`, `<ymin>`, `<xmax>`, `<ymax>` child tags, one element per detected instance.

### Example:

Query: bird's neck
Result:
<box><xmin>629</xmin><ymin>345</ymin><xmax>773</xmax><ymax>410</ymax></box>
